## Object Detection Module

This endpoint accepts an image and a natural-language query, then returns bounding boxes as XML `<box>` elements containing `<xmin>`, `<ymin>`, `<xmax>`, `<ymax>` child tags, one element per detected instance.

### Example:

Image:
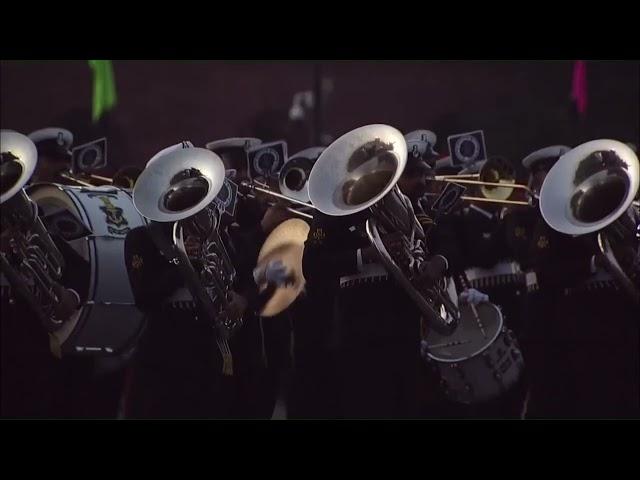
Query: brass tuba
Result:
<box><xmin>307</xmin><ymin>124</ymin><xmax>460</xmax><ymax>335</ymax></box>
<box><xmin>539</xmin><ymin>139</ymin><xmax>640</xmax><ymax>304</ymax></box>
<box><xmin>1</xmin><ymin>130</ymin><xmax>69</xmax><ymax>330</ymax></box>
<box><xmin>132</xmin><ymin>146</ymin><xmax>242</xmax><ymax>339</ymax></box>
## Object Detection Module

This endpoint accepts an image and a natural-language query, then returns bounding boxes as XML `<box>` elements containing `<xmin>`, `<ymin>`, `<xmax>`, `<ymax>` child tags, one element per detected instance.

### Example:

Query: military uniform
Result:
<box><xmin>122</xmin><ymin>197</ymin><xmax>277</xmax><ymax>418</ymax></box>
<box><xmin>225</xmin><ymin>197</ymin><xmax>283</xmax><ymax>419</ymax></box>
<box><xmin>518</xmin><ymin>144</ymin><xmax>639</xmax><ymax>418</ymax></box>
<box><xmin>419</xmin><ymin>204</ymin><xmax>530</xmax><ymax>418</ymax></box>
<box><xmin>521</xmin><ymin>214</ymin><xmax>639</xmax><ymax>418</ymax></box>
<box><xmin>302</xmin><ymin>210</ymin><xmax>422</xmax><ymax>418</ymax></box>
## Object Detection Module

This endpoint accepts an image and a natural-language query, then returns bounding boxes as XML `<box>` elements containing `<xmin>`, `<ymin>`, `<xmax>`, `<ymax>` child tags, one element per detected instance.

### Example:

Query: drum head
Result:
<box><xmin>425</xmin><ymin>302</ymin><xmax>503</xmax><ymax>362</ymax></box>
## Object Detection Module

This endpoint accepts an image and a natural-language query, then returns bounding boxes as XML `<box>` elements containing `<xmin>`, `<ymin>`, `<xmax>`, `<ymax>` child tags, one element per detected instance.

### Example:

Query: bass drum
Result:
<box><xmin>27</xmin><ymin>183</ymin><xmax>147</xmax><ymax>364</ymax></box>
<box><xmin>424</xmin><ymin>301</ymin><xmax>524</xmax><ymax>405</ymax></box>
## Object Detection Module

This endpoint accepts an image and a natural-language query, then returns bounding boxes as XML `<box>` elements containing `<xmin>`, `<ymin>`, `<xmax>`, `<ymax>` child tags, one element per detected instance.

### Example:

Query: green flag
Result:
<box><xmin>89</xmin><ymin>60</ymin><xmax>117</xmax><ymax>123</ymax></box>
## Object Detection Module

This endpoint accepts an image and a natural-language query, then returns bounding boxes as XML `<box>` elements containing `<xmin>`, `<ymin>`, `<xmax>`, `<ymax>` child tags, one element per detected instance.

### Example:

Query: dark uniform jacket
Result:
<box><xmin>122</xmin><ymin>199</ymin><xmax>277</xmax><ymax>418</ymax></box>
<box><xmin>302</xmin><ymin>210</ymin><xmax>422</xmax><ymax>418</ymax></box>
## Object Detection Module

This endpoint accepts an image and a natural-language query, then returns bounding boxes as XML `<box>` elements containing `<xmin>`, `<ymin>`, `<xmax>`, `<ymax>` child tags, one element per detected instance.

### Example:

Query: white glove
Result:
<box><xmin>253</xmin><ymin>260</ymin><xmax>292</xmax><ymax>287</ymax></box>
<box><xmin>459</xmin><ymin>288</ymin><xmax>489</xmax><ymax>306</ymax></box>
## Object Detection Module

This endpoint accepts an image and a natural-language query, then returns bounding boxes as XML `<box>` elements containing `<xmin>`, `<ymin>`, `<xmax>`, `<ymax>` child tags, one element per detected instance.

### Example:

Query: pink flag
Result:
<box><xmin>571</xmin><ymin>60</ymin><xmax>588</xmax><ymax>117</ymax></box>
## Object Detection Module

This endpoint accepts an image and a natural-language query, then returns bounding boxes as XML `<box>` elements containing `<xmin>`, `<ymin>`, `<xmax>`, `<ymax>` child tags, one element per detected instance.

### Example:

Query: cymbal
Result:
<box><xmin>256</xmin><ymin>218</ymin><xmax>310</xmax><ymax>317</ymax></box>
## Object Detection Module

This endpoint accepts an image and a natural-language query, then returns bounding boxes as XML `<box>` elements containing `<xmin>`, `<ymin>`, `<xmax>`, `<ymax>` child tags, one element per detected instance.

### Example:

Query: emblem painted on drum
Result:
<box><xmin>89</xmin><ymin>194</ymin><xmax>130</xmax><ymax>236</ymax></box>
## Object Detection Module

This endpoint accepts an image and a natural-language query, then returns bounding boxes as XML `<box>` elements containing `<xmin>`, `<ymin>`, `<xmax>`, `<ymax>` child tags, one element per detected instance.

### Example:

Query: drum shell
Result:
<box><xmin>425</xmin><ymin>302</ymin><xmax>525</xmax><ymax>404</ymax></box>
<box><xmin>27</xmin><ymin>183</ymin><xmax>147</xmax><ymax>357</ymax></box>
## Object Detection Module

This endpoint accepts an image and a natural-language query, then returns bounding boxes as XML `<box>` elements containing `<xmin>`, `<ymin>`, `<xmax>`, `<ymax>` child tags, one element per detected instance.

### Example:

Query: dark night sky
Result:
<box><xmin>1</xmin><ymin>60</ymin><xmax>638</xmax><ymax>177</ymax></box>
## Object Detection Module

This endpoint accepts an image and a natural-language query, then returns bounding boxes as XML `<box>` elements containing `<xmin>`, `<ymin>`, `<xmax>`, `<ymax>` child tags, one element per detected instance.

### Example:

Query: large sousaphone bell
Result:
<box><xmin>134</xmin><ymin>147</ymin><xmax>225</xmax><ymax>223</ymax></box>
<box><xmin>308</xmin><ymin>124</ymin><xmax>460</xmax><ymax>335</ymax></box>
<box><xmin>540</xmin><ymin>139</ymin><xmax>640</xmax><ymax>303</ymax></box>
<box><xmin>1</xmin><ymin>130</ymin><xmax>38</xmax><ymax>204</ymax></box>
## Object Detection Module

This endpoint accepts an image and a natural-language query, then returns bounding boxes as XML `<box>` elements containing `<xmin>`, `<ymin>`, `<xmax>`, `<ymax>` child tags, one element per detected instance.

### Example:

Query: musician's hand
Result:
<box><xmin>419</xmin><ymin>254</ymin><xmax>449</xmax><ymax>283</ymax></box>
<box><xmin>225</xmin><ymin>291</ymin><xmax>248</xmax><ymax>323</ymax></box>
<box><xmin>52</xmin><ymin>284</ymin><xmax>80</xmax><ymax>321</ymax></box>
<box><xmin>260</xmin><ymin>206</ymin><xmax>292</xmax><ymax>234</ymax></box>
<box><xmin>459</xmin><ymin>288</ymin><xmax>489</xmax><ymax>306</ymax></box>
<box><xmin>253</xmin><ymin>260</ymin><xmax>294</xmax><ymax>288</ymax></box>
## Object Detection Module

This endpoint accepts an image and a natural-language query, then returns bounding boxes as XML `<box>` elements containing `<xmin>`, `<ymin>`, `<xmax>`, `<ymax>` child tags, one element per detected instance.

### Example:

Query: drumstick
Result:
<box><xmin>468</xmin><ymin>302</ymin><xmax>487</xmax><ymax>339</ymax></box>
<box><xmin>428</xmin><ymin>339</ymin><xmax>471</xmax><ymax>349</ymax></box>
<box><xmin>459</xmin><ymin>274</ymin><xmax>488</xmax><ymax>339</ymax></box>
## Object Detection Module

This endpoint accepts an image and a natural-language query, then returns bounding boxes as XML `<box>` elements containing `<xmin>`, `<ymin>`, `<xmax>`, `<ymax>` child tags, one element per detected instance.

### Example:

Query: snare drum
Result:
<box><xmin>27</xmin><ymin>183</ymin><xmax>147</xmax><ymax>358</ymax></box>
<box><xmin>424</xmin><ymin>302</ymin><xmax>524</xmax><ymax>404</ymax></box>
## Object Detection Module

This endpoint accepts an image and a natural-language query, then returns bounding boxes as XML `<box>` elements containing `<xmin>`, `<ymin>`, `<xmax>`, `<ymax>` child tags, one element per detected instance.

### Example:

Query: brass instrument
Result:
<box><xmin>539</xmin><ymin>139</ymin><xmax>640</xmax><ymax>304</ymax></box>
<box><xmin>307</xmin><ymin>124</ymin><xmax>460</xmax><ymax>335</ymax></box>
<box><xmin>132</xmin><ymin>146</ymin><xmax>243</xmax><ymax>340</ymax></box>
<box><xmin>1</xmin><ymin>130</ymin><xmax>69</xmax><ymax>330</ymax></box>
<box><xmin>427</xmin><ymin>157</ymin><xmax>534</xmax><ymax>207</ymax></box>
<box><xmin>239</xmin><ymin>147</ymin><xmax>324</xmax><ymax>220</ymax></box>
<box><xmin>59</xmin><ymin>166</ymin><xmax>142</xmax><ymax>189</ymax></box>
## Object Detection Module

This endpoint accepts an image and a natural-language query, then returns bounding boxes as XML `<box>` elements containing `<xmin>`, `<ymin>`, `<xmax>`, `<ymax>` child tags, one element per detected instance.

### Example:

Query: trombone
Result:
<box><xmin>59</xmin><ymin>171</ymin><xmax>112</xmax><ymax>187</ymax></box>
<box><xmin>239</xmin><ymin>152</ymin><xmax>324</xmax><ymax>220</ymax></box>
<box><xmin>426</xmin><ymin>158</ymin><xmax>535</xmax><ymax>207</ymax></box>
<box><xmin>239</xmin><ymin>180</ymin><xmax>316</xmax><ymax>220</ymax></box>
<box><xmin>59</xmin><ymin>166</ymin><xmax>142</xmax><ymax>189</ymax></box>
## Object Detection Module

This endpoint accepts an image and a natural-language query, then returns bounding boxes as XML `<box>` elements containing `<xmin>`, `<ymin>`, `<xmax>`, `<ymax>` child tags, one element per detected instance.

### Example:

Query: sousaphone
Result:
<box><xmin>540</xmin><ymin>139</ymin><xmax>640</xmax><ymax>303</ymax></box>
<box><xmin>308</xmin><ymin>124</ymin><xmax>460</xmax><ymax>335</ymax></box>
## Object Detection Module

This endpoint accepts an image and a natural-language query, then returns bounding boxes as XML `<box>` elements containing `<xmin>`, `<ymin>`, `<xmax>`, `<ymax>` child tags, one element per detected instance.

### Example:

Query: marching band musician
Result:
<box><xmin>27</xmin><ymin>127</ymin><xmax>75</xmax><ymax>184</ymax></box>
<box><xmin>1</xmin><ymin>129</ymin><xmax>125</xmax><ymax>418</ymax></box>
<box><xmin>122</xmin><ymin>140</ymin><xmax>293</xmax><ymax>418</ymax></box>
<box><xmin>301</xmin><ymin>131</ymin><xmax>448</xmax><ymax>418</ymax></box>
<box><xmin>206</xmin><ymin>137</ymin><xmax>296</xmax><ymax>418</ymax></box>
<box><xmin>518</xmin><ymin>146</ymin><xmax>639</xmax><ymax>418</ymax></box>
<box><xmin>419</xmin><ymin>155</ymin><xmax>530</xmax><ymax>418</ymax></box>
<box><xmin>273</xmin><ymin>146</ymin><xmax>333</xmax><ymax>419</ymax></box>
